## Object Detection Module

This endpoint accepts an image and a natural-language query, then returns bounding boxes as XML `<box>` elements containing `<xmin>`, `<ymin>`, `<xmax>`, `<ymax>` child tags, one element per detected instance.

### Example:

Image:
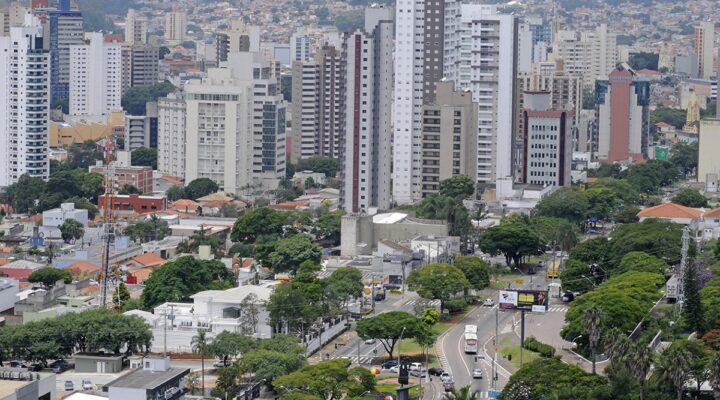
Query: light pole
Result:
<box><xmin>397</xmin><ymin>326</ymin><xmax>407</xmax><ymax>371</ymax></box>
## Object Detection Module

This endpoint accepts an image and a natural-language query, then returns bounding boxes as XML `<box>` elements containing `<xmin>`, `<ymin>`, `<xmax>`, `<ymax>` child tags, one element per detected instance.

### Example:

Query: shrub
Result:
<box><xmin>444</xmin><ymin>298</ymin><xmax>467</xmax><ymax>314</ymax></box>
<box><xmin>524</xmin><ymin>337</ymin><xmax>556</xmax><ymax>358</ymax></box>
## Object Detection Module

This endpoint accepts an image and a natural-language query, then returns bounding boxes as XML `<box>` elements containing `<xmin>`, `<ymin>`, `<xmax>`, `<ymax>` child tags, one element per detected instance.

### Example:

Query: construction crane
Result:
<box><xmin>99</xmin><ymin>136</ymin><xmax>117</xmax><ymax>308</ymax></box>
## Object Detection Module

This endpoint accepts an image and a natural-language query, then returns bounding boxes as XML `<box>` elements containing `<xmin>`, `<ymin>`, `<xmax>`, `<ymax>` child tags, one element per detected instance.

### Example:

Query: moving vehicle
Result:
<box><xmin>381</xmin><ymin>360</ymin><xmax>398</xmax><ymax>369</ymax></box>
<box><xmin>64</xmin><ymin>380</ymin><xmax>74</xmax><ymax>391</ymax></box>
<box><xmin>443</xmin><ymin>382</ymin><xmax>455</xmax><ymax>392</ymax></box>
<box><xmin>410</xmin><ymin>368</ymin><xmax>427</xmax><ymax>378</ymax></box>
<box><xmin>546</xmin><ymin>261</ymin><xmax>560</xmax><ymax>279</ymax></box>
<box><xmin>82</xmin><ymin>380</ymin><xmax>93</xmax><ymax>390</ymax></box>
<box><xmin>28</xmin><ymin>363</ymin><xmax>43</xmax><ymax>371</ymax></box>
<box><xmin>483</xmin><ymin>298</ymin><xmax>495</xmax><ymax>307</ymax></box>
<box><xmin>409</xmin><ymin>362</ymin><xmax>422</xmax><ymax>371</ymax></box>
<box><xmin>365</xmin><ymin>338</ymin><xmax>376</xmax><ymax>344</ymax></box>
<box><xmin>472</xmin><ymin>368</ymin><xmax>483</xmax><ymax>379</ymax></box>
<box><xmin>562</xmin><ymin>292</ymin><xmax>575</xmax><ymax>302</ymax></box>
<box><xmin>428</xmin><ymin>367</ymin><xmax>444</xmax><ymax>376</ymax></box>
<box><xmin>213</xmin><ymin>359</ymin><xmax>231</xmax><ymax>368</ymax></box>
<box><xmin>464</xmin><ymin>324</ymin><xmax>478</xmax><ymax>353</ymax></box>
<box><xmin>389</xmin><ymin>365</ymin><xmax>400</xmax><ymax>373</ymax></box>
<box><xmin>440</xmin><ymin>372</ymin><xmax>453</xmax><ymax>383</ymax></box>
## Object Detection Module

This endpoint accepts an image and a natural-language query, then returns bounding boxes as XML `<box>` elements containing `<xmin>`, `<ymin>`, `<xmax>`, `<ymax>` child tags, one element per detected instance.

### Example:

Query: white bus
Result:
<box><xmin>464</xmin><ymin>333</ymin><xmax>478</xmax><ymax>354</ymax></box>
<box><xmin>464</xmin><ymin>324</ymin><xmax>477</xmax><ymax>334</ymax></box>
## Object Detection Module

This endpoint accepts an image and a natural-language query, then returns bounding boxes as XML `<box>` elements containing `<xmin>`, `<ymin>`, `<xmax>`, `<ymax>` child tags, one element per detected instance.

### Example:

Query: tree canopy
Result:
<box><xmin>407</xmin><ymin>263</ymin><xmax>470</xmax><ymax>310</ymax></box>
<box><xmin>141</xmin><ymin>256</ymin><xmax>235</xmax><ymax>309</ymax></box>
<box><xmin>295</xmin><ymin>157</ymin><xmax>339</xmax><ymax>177</ymax></box>
<box><xmin>28</xmin><ymin>267</ymin><xmax>72</xmax><ymax>287</ymax></box>
<box><xmin>59</xmin><ymin>219</ymin><xmax>84</xmax><ymax>244</ymax></box>
<box><xmin>479</xmin><ymin>220</ymin><xmax>544</xmax><ymax>267</ymax></box>
<box><xmin>266</xmin><ymin>234</ymin><xmax>322</xmax><ymax>274</ymax></box>
<box><xmin>131</xmin><ymin>147</ymin><xmax>158</xmax><ymax>170</ymax></box>
<box><xmin>438</xmin><ymin>175</ymin><xmax>475</xmax><ymax>199</ymax></box>
<box><xmin>500</xmin><ymin>358</ymin><xmax>610</xmax><ymax>400</ymax></box>
<box><xmin>274</xmin><ymin>359</ymin><xmax>375</xmax><ymax>400</ymax></box>
<box><xmin>356</xmin><ymin>311</ymin><xmax>423</xmax><ymax>359</ymax></box>
<box><xmin>122</xmin><ymin>81</ymin><xmax>175</xmax><ymax>115</ymax></box>
<box><xmin>453</xmin><ymin>256</ymin><xmax>490</xmax><ymax>291</ymax></box>
<box><xmin>184</xmin><ymin>178</ymin><xmax>219</xmax><ymax>200</ymax></box>
<box><xmin>671</xmin><ymin>189</ymin><xmax>708</xmax><ymax>208</ymax></box>
<box><xmin>231</xmin><ymin>207</ymin><xmax>288</xmax><ymax>242</ymax></box>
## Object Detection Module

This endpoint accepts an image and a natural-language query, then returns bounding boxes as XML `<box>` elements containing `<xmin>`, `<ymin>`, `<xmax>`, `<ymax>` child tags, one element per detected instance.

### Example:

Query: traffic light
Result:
<box><xmin>398</xmin><ymin>364</ymin><xmax>409</xmax><ymax>385</ymax></box>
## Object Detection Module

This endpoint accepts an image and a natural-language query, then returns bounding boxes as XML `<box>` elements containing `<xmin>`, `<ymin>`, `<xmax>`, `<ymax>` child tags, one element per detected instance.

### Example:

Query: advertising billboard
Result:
<box><xmin>499</xmin><ymin>290</ymin><xmax>549</xmax><ymax>312</ymax></box>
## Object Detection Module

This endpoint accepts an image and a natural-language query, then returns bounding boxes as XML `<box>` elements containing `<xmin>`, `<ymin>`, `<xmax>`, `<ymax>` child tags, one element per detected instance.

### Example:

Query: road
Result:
<box><xmin>434</xmin><ymin>273</ymin><xmax>553</xmax><ymax>399</ymax></box>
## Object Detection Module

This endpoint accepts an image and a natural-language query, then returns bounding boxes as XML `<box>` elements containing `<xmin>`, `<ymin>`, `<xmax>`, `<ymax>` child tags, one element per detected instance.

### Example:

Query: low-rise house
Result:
<box><xmin>0</xmin><ymin>368</ymin><xmax>55</xmax><ymax>400</ymax></box>
<box><xmin>103</xmin><ymin>356</ymin><xmax>189</xmax><ymax>400</ymax></box>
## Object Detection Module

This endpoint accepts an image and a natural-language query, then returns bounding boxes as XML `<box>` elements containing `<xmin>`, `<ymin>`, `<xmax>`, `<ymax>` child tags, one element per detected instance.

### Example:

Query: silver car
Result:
<box><xmin>472</xmin><ymin>368</ymin><xmax>483</xmax><ymax>379</ymax></box>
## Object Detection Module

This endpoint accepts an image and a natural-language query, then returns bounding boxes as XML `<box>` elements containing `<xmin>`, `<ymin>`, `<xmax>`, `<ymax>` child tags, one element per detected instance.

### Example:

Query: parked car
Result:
<box><xmin>472</xmin><ymin>368</ymin><xmax>483</xmax><ymax>379</ymax></box>
<box><xmin>8</xmin><ymin>360</ymin><xmax>26</xmax><ymax>368</ymax></box>
<box><xmin>428</xmin><ymin>367</ymin><xmax>444</xmax><ymax>376</ymax></box>
<box><xmin>381</xmin><ymin>360</ymin><xmax>398</xmax><ymax>369</ymax></box>
<box><xmin>374</xmin><ymin>291</ymin><xmax>386</xmax><ymax>301</ymax></box>
<box><xmin>64</xmin><ymin>380</ymin><xmax>74</xmax><ymax>391</ymax></box>
<box><xmin>389</xmin><ymin>365</ymin><xmax>400</xmax><ymax>373</ymax></box>
<box><xmin>410</xmin><ymin>368</ymin><xmax>427</xmax><ymax>378</ymax></box>
<box><xmin>213</xmin><ymin>359</ymin><xmax>232</xmax><ymax>368</ymax></box>
<box><xmin>483</xmin><ymin>298</ymin><xmax>495</xmax><ymax>307</ymax></box>
<box><xmin>50</xmin><ymin>359</ymin><xmax>70</xmax><ymax>373</ymax></box>
<box><xmin>383</xmin><ymin>283</ymin><xmax>401</xmax><ymax>290</ymax></box>
<box><xmin>562</xmin><ymin>292</ymin><xmax>575</xmax><ymax>302</ymax></box>
<box><xmin>409</xmin><ymin>362</ymin><xmax>422</xmax><ymax>371</ymax></box>
<box><xmin>82</xmin><ymin>380</ymin><xmax>93</xmax><ymax>390</ymax></box>
<box><xmin>28</xmin><ymin>363</ymin><xmax>43</xmax><ymax>371</ymax></box>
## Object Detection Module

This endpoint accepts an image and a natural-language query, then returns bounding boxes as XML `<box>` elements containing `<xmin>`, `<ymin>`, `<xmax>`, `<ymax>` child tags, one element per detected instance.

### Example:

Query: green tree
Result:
<box><xmin>295</xmin><ymin>157</ymin><xmax>339</xmax><ymax>177</ymax></box>
<box><xmin>653</xmin><ymin>344</ymin><xmax>692</xmax><ymax>400</ymax></box>
<box><xmin>670</xmin><ymin>142</ymin><xmax>698</xmax><ymax>177</ymax></box>
<box><xmin>130</xmin><ymin>147</ymin><xmax>158</xmax><ymax>169</ymax></box>
<box><xmin>443</xmin><ymin>385</ymin><xmax>479</xmax><ymax>400</ymax></box>
<box><xmin>28</xmin><ymin>267</ymin><xmax>72</xmax><ymax>287</ymax></box>
<box><xmin>176</xmin><ymin>228</ymin><xmax>226</xmax><ymax>257</ymax></box>
<box><xmin>119</xmin><ymin>184</ymin><xmax>141</xmax><ymax>195</ymax></box>
<box><xmin>530</xmin><ymin>216</ymin><xmax>579</xmax><ymax>252</ymax></box>
<box><xmin>453</xmin><ymin>256</ymin><xmax>490</xmax><ymax>291</ymax></box>
<box><xmin>274</xmin><ymin>359</ymin><xmax>375</xmax><ymax>400</ymax></box>
<box><xmin>59</xmin><ymin>219</ymin><xmax>84</xmax><ymax>244</ymax></box>
<box><xmin>650</xmin><ymin>107</ymin><xmax>687</xmax><ymax>129</ymax></box>
<box><xmin>192</xmin><ymin>329</ymin><xmax>212</xmax><ymax>393</ymax></box>
<box><xmin>438</xmin><ymin>175</ymin><xmax>475</xmax><ymax>199</ymax></box>
<box><xmin>617</xmin><ymin>251</ymin><xmax>669</xmax><ymax>275</ymax></box>
<box><xmin>407</xmin><ymin>263</ymin><xmax>470</xmax><ymax>311</ymax></box>
<box><xmin>479</xmin><ymin>221</ymin><xmax>544</xmax><ymax>267</ymax></box>
<box><xmin>501</xmin><ymin>358</ymin><xmax>609</xmax><ymax>400</ymax></box>
<box><xmin>231</xmin><ymin>207</ymin><xmax>287</xmax><ymax>242</ymax></box>
<box><xmin>121</xmin><ymin>81</ymin><xmax>175</xmax><ymax>115</ymax></box>
<box><xmin>581</xmin><ymin>306</ymin><xmax>603</xmax><ymax>374</ymax></box>
<box><xmin>671</xmin><ymin>188</ymin><xmax>708</xmax><ymax>208</ymax></box>
<box><xmin>112</xmin><ymin>283</ymin><xmax>131</xmax><ymax>308</ymax></box>
<box><xmin>325</xmin><ymin>267</ymin><xmax>364</xmax><ymax>313</ymax></box>
<box><xmin>159</xmin><ymin>46</ymin><xmax>170</xmax><ymax>59</ymax></box>
<box><xmin>184</xmin><ymin>177</ymin><xmax>219</xmax><ymax>200</ymax></box>
<box><xmin>628</xmin><ymin>51</ymin><xmax>659</xmax><ymax>70</ymax></box>
<box><xmin>166</xmin><ymin>185</ymin><xmax>186</xmax><ymax>201</ymax></box>
<box><xmin>140</xmin><ymin>256</ymin><xmax>235</xmax><ymax>309</ymax></box>
<box><xmin>683</xmin><ymin>262</ymin><xmax>706</xmax><ymax>334</ymax></box>
<box><xmin>0</xmin><ymin>174</ymin><xmax>47</xmax><ymax>213</ymax></box>
<box><xmin>266</xmin><ymin>234</ymin><xmax>322</xmax><ymax>274</ymax></box>
<box><xmin>609</xmin><ymin>219</ymin><xmax>686</xmax><ymax>265</ymax></box>
<box><xmin>313</xmin><ymin>210</ymin><xmax>345</xmax><ymax>245</ymax></box>
<box><xmin>209</xmin><ymin>332</ymin><xmax>256</xmax><ymax>365</ymax></box>
<box><xmin>124</xmin><ymin>217</ymin><xmax>170</xmax><ymax>243</ymax></box>
<box><xmin>708</xmin><ymin>352</ymin><xmax>720</xmax><ymax>400</ymax></box>
<box><xmin>559</xmin><ymin>259</ymin><xmax>596</xmax><ymax>293</ymax></box>
<box><xmin>355</xmin><ymin>311</ymin><xmax>421</xmax><ymax>359</ymax></box>
<box><xmin>535</xmin><ymin>187</ymin><xmax>590</xmax><ymax>222</ymax></box>
<box><xmin>266</xmin><ymin>282</ymin><xmax>317</xmax><ymax>337</ymax></box>
<box><xmin>585</xmin><ymin>187</ymin><xmax>619</xmax><ymax>221</ymax></box>
<box><xmin>239</xmin><ymin>348</ymin><xmax>307</xmax><ymax>387</ymax></box>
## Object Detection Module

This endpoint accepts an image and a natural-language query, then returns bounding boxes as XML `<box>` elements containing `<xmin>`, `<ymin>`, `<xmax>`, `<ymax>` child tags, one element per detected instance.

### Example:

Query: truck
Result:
<box><xmin>546</xmin><ymin>261</ymin><xmax>560</xmax><ymax>279</ymax></box>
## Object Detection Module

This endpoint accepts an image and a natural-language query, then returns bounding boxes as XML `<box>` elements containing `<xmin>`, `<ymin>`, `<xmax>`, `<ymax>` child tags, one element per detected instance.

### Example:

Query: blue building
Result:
<box><xmin>43</xmin><ymin>0</ymin><xmax>83</xmax><ymax>104</ymax></box>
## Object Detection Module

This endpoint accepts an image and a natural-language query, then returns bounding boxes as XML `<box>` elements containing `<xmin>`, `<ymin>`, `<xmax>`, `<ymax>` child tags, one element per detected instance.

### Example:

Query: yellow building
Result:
<box><xmin>50</xmin><ymin>111</ymin><xmax>125</xmax><ymax>147</ymax></box>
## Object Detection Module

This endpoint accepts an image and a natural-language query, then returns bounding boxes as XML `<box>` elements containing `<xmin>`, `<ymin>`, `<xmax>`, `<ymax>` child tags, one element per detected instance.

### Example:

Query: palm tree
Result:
<box><xmin>626</xmin><ymin>341</ymin><xmax>653</xmax><ymax>400</ymax></box>
<box><xmin>655</xmin><ymin>346</ymin><xmax>693</xmax><ymax>400</ymax></box>
<box><xmin>604</xmin><ymin>328</ymin><xmax>630</xmax><ymax>368</ymax></box>
<box><xmin>191</xmin><ymin>329</ymin><xmax>211</xmax><ymax>395</ymax></box>
<box><xmin>442</xmin><ymin>384</ymin><xmax>479</xmax><ymax>400</ymax></box>
<box><xmin>581</xmin><ymin>306</ymin><xmax>603</xmax><ymax>374</ymax></box>
<box><xmin>708</xmin><ymin>353</ymin><xmax>720</xmax><ymax>400</ymax></box>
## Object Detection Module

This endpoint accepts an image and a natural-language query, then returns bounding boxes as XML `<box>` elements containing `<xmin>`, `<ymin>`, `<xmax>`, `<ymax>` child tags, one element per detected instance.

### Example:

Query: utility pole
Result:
<box><xmin>676</xmin><ymin>226</ymin><xmax>690</xmax><ymax>319</ymax></box>
<box><xmin>492</xmin><ymin>306</ymin><xmax>498</xmax><ymax>389</ymax></box>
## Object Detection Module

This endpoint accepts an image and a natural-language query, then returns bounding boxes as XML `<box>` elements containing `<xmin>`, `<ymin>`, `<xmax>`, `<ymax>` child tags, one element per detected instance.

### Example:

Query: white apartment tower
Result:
<box><xmin>225</xmin><ymin>52</ymin><xmax>286</xmax><ymax>190</ymax></box>
<box><xmin>342</xmin><ymin>7</ymin><xmax>394</xmax><ymax>213</ymax></box>
<box><xmin>291</xmin><ymin>27</ymin><xmax>311</xmax><ymax>62</ymax></box>
<box><xmin>158</xmin><ymin>92</ymin><xmax>187</xmax><ymax>179</ymax></box>
<box><xmin>124</xmin><ymin>9</ymin><xmax>147</xmax><ymax>45</ymax></box>
<box><xmin>69</xmin><ymin>32</ymin><xmax>122</xmax><ymax>116</ymax></box>
<box><xmin>393</xmin><ymin>0</ymin><xmax>425</xmax><ymax>205</ymax></box>
<box><xmin>0</xmin><ymin>17</ymin><xmax>50</xmax><ymax>186</ymax></box>
<box><xmin>165</xmin><ymin>11</ymin><xmax>187</xmax><ymax>45</ymax></box>
<box><xmin>553</xmin><ymin>24</ymin><xmax>617</xmax><ymax>86</ymax></box>
<box><xmin>184</xmin><ymin>69</ymin><xmax>254</xmax><ymax>195</ymax></box>
<box><xmin>696</xmin><ymin>21</ymin><xmax>714</xmax><ymax>80</ymax></box>
<box><xmin>291</xmin><ymin>60</ymin><xmax>320</xmax><ymax>163</ymax></box>
<box><xmin>445</xmin><ymin>4</ymin><xmax>517</xmax><ymax>186</ymax></box>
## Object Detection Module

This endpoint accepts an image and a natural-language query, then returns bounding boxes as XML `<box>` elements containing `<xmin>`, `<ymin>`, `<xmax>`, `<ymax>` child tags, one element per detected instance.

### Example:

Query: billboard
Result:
<box><xmin>499</xmin><ymin>290</ymin><xmax>549</xmax><ymax>312</ymax></box>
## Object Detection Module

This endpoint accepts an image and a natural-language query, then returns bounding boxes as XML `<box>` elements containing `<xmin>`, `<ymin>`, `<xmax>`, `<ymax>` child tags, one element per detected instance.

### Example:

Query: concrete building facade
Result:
<box><xmin>157</xmin><ymin>92</ymin><xmax>187</xmax><ymax>178</ymax></box>
<box><xmin>420</xmin><ymin>81</ymin><xmax>478</xmax><ymax>197</ymax></box>
<box><xmin>0</xmin><ymin>18</ymin><xmax>51</xmax><ymax>186</ymax></box>
<box><xmin>342</xmin><ymin>7</ymin><xmax>394</xmax><ymax>213</ymax></box>
<box><xmin>695</xmin><ymin>21</ymin><xmax>714</xmax><ymax>80</ymax></box>
<box><xmin>69</xmin><ymin>32</ymin><xmax>122</xmax><ymax>116</ymax></box>
<box><xmin>124</xmin><ymin>8</ymin><xmax>147</xmax><ymax>45</ymax></box>
<box><xmin>699</xmin><ymin>119</ymin><xmax>720</xmax><ymax>192</ymax></box>
<box><xmin>164</xmin><ymin>11</ymin><xmax>187</xmax><ymax>45</ymax></box>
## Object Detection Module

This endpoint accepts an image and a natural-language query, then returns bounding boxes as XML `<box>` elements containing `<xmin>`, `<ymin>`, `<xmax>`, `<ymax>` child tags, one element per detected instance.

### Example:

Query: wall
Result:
<box><xmin>108</xmin><ymin>386</ymin><xmax>145</xmax><ymax>400</ymax></box>
<box><xmin>340</xmin><ymin>214</ymin><xmax>449</xmax><ymax>256</ymax></box>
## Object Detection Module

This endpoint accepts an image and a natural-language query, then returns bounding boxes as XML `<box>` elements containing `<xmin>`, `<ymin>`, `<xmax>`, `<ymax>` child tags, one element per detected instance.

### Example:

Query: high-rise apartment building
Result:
<box><xmin>420</xmin><ymin>81</ymin><xmax>478</xmax><ymax>197</ymax></box>
<box><xmin>521</xmin><ymin>91</ymin><xmax>572</xmax><ymax>187</ymax></box>
<box><xmin>290</xmin><ymin>27</ymin><xmax>311</xmax><ymax>62</ymax></box>
<box><xmin>125</xmin><ymin>9</ymin><xmax>147</xmax><ymax>45</ymax></box>
<box><xmin>291</xmin><ymin>59</ymin><xmax>320</xmax><ymax>162</ymax></box>
<box><xmin>69</xmin><ymin>32</ymin><xmax>122</xmax><ymax>116</ymax></box>
<box><xmin>158</xmin><ymin>93</ymin><xmax>186</xmax><ymax>179</ymax></box>
<box><xmin>36</xmin><ymin>0</ymin><xmax>83</xmax><ymax>104</ymax></box>
<box><xmin>699</xmin><ymin>119</ymin><xmax>720</xmax><ymax>191</ymax></box>
<box><xmin>342</xmin><ymin>6</ymin><xmax>394</xmax><ymax>212</ymax></box>
<box><xmin>445</xmin><ymin>4</ymin><xmax>517</xmax><ymax>187</ymax></box>
<box><xmin>130</xmin><ymin>44</ymin><xmax>159</xmax><ymax>87</ymax></box>
<box><xmin>225</xmin><ymin>52</ymin><xmax>286</xmax><ymax>190</ymax></box>
<box><xmin>553</xmin><ymin>24</ymin><xmax>617</xmax><ymax>86</ymax></box>
<box><xmin>290</xmin><ymin>42</ymin><xmax>346</xmax><ymax>163</ymax></box>
<box><xmin>595</xmin><ymin>65</ymin><xmax>650</xmax><ymax>163</ymax></box>
<box><xmin>164</xmin><ymin>11</ymin><xmax>187</xmax><ymax>46</ymax></box>
<box><xmin>0</xmin><ymin>17</ymin><xmax>50</xmax><ymax>186</ymax></box>
<box><xmin>695</xmin><ymin>21</ymin><xmax>715</xmax><ymax>80</ymax></box>
<box><xmin>184</xmin><ymin>69</ymin><xmax>254</xmax><ymax>195</ymax></box>
<box><xmin>393</xmin><ymin>0</ymin><xmax>425</xmax><ymax>204</ymax></box>
<box><xmin>215</xmin><ymin>22</ymin><xmax>260</xmax><ymax>63</ymax></box>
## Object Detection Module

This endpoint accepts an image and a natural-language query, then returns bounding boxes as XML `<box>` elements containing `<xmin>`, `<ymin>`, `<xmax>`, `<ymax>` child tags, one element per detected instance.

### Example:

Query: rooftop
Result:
<box><xmin>191</xmin><ymin>285</ymin><xmax>274</xmax><ymax>303</ymax></box>
<box><xmin>637</xmin><ymin>202</ymin><xmax>703</xmax><ymax>219</ymax></box>
<box><xmin>132</xmin><ymin>253</ymin><xmax>166</xmax><ymax>268</ymax></box>
<box><xmin>372</xmin><ymin>212</ymin><xmax>408</xmax><ymax>224</ymax></box>
<box><xmin>105</xmin><ymin>367</ymin><xmax>189</xmax><ymax>390</ymax></box>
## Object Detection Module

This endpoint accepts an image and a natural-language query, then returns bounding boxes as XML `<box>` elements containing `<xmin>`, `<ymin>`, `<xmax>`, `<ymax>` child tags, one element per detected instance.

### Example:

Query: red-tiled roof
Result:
<box><xmin>66</xmin><ymin>262</ymin><xmax>100</xmax><ymax>274</ymax></box>
<box><xmin>132</xmin><ymin>253</ymin><xmax>166</xmax><ymax>268</ymax></box>
<box><xmin>637</xmin><ymin>202</ymin><xmax>703</xmax><ymax>219</ymax></box>
<box><xmin>703</xmin><ymin>208</ymin><xmax>720</xmax><ymax>218</ymax></box>
<box><xmin>269</xmin><ymin>201</ymin><xmax>309</xmax><ymax>210</ymax></box>
<box><xmin>0</xmin><ymin>268</ymin><xmax>33</xmax><ymax>280</ymax></box>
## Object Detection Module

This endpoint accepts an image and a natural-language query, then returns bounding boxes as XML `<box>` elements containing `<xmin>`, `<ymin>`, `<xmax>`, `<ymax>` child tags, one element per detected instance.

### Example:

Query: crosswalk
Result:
<box><xmin>403</xmin><ymin>299</ymin><xmax>442</xmax><ymax>307</ymax></box>
<box><xmin>329</xmin><ymin>355</ymin><xmax>374</xmax><ymax>364</ymax></box>
<box><xmin>317</xmin><ymin>271</ymin><xmax>374</xmax><ymax>281</ymax></box>
<box><xmin>547</xmin><ymin>305</ymin><xmax>567</xmax><ymax>313</ymax></box>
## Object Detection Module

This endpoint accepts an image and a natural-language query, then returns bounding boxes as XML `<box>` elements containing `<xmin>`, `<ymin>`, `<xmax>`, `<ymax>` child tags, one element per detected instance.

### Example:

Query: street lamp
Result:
<box><xmin>397</xmin><ymin>326</ymin><xmax>407</xmax><ymax>368</ymax></box>
<box><xmin>571</xmin><ymin>335</ymin><xmax>583</xmax><ymax>350</ymax></box>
